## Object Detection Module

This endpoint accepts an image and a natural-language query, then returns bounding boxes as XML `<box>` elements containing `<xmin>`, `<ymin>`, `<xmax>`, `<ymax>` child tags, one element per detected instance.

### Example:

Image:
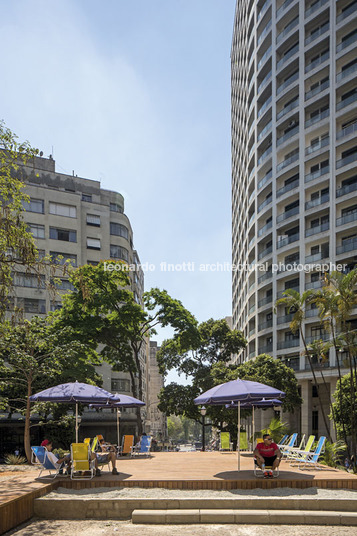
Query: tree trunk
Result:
<box><xmin>128</xmin><ymin>368</ymin><xmax>143</xmax><ymax>437</ymax></box>
<box><xmin>24</xmin><ymin>376</ymin><xmax>32</xmax><ymax>463</ymax></box>
<box><xmin>301</xmin><ymin>329</ymin><xmax>332</xmax><ymax>441</ymax></box>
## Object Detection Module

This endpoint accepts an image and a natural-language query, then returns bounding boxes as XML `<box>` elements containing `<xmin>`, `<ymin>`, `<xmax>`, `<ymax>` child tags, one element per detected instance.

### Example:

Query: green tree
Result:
<box><xmin>331</xmin><ymin>373</ymin><xmax>357</xmax><ymax>441</ymax></box>
<box><xmin>275</xmin><ymin>289</ymin><xmax>332</xmax><ymax>440</ymax></box>
<box><xmin>167</xmin><ymin>415</ymin><xmax>184</xmax><ymax>441</ymax></box>
<box><xmin>0</xmin><ymin>316</ymin><xmax>100</xmax><ymax>461</ymax></box>
<box><xmin>53</xmin><ymin>262</ymin><xmax>199</xmax><ymax>435</ymax></box>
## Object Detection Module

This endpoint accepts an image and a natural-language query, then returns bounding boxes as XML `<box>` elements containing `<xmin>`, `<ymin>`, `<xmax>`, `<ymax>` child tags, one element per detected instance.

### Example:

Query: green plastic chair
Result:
<box><xmin>220</xmin><ymin>432</ymin><xmax>232</xmax><ymax>451</ymax></box>
<box><xmin>289</xmin><ymin>435</ymin><xmax>316</xmax><ymax>464</ymax></box>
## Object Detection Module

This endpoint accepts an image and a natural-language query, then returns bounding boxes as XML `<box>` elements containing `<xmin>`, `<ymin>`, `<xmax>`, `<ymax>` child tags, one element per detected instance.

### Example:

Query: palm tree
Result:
<box><xmin>275</xmin><ymin>289</ymin><xmax>332</xmax><ymax>441</ymax></box>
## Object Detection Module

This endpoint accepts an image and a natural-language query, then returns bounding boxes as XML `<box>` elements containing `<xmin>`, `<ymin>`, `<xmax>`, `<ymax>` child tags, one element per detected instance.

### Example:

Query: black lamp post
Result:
<box><xmin>200</xmin><ymin>406</ymin><xmax>207</xmax><ymax>451</ymax></box>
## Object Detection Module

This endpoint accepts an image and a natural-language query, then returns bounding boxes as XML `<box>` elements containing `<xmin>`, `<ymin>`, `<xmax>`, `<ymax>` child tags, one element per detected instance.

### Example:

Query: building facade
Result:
<box><xmin>145</xmin><ymin>341</ymin><xmax>168</xmax><ymax>440</ymax></box>
<box><xmin>231</xmin><ymin>0</ymin><xmax>357</xmax><ymax>437</ymax></box>
<box><xmin>2</xmin><ymin>154</ymin><xmax>148</xmax><ymax>449</ymax></box>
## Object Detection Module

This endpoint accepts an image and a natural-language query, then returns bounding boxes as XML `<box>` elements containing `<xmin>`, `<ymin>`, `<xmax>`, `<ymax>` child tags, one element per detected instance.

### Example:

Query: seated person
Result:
<box><xmin>254</xmin><ymin>434</ymin><xmax>282</xmax><ymax>477</ymax></box>
<box><xmin>41</xmin><ymin>439</ymin><xmax>71</xmax><ymax>473</ymax></box>
<box><xmin>134</xmin><ymin>432</ymin><xmax>147</xmax><ymax>449</ymax></box>
<box><xmin>96</xmin><ymin>438</ymin><xmax>118</xmax><ymax>475</ymax></box>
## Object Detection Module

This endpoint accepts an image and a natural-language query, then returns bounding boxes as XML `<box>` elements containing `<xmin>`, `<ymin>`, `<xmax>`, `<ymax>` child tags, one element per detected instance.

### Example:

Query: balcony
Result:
<box><xmin>337</xmin><ymin>2</ymin><xmax>357</xmax><ymax>23</ymax></box>
<box><xmin>277</xmin><ymin>313</ymin><xmax>294</xmax><ymax>324</ymax></box>
<box><xmin>336</xmin><ymin>32</ymin><xmax>357</xmax><ymax>53</ymax></box>
<box><xmin>258</xmin><ymin>95</ymin><xmax>272</xmax><ymax>119</ymax></box>
<box><xmin>258</xmin><ymin>295</ymin><xmax>273</xmax><ymax>308</ymax></box>
<box><xmin>258</xmin><ymin>169</ymin><xmax>272</xmax><ymax>190</ymax></box>
<box><xmin>337</xmin><ymin>122</ymin><xmax>357</xmax><ymax>140</ymax></box>
<box><xmin>258</xmin><ymin>21</ymin><xmax>272</xmax><ymax>47</ymax></box>
<box><xmin>305</xmin><ymin>192</ymin><xmax>330</xmax><ymax>209</ymax></box>
<box><xmin>277</xmin><ymin>98</ymin><xmax>298</xmax><ymax>121</ymax></box>
<box><xmin>258</xmin><ymin>145</ymin><xmax>272</xmax><ymax>166</ymax></box>
<box><xmin>277</xmin><ymin>70</ymin><xmax>299</xmax><ymax>95</ymax></box>
<box><xmin>276</xmin><ymin>152</ymin><xmax>299</xmax><ymax>172</ymax></box>
<box><xmin>277</xmin><ymin>232</ymin><xmax>300</xmax><ymax>248</ymax></box>
<box><xmin>277</xmin><ymin>338</ymin><xmax>300</xmax><ymax>349</ymax></box>
<box><xmin>305</xmin><ymin>108</ymin><xmax>329</xmax><ymax>128</ymax></box>
<box><xmin>336</xmin><ymin>180</ymin><xmax>357</xmax><ymax>197</ymax></box>
<box><xmin>258</xmin><ymin>46</ymin><xmax>272</xmax><ymax>71</ymax></box>
<box><xmin>306</xmin><ymin>333</ymin><xmax>330</xmax><ymax>344</ymax></box>
<box><xmin>305</xmin><ymin>50</ymin><xmax>329</xmax><ymax>73</ymax></box>
<box><xmin>336</xmin><ymin>151</ymin><xmax>357</xmax><ymax>169</ymax></box>
<box><xmin>277</xmin><ymin>178</ymin><xmax>299</xmax><ymax>197</ymax></box>
<box><xmin>258</xmin><ymin>220</ymin><xmax>273</xmax><ymax>236</ymax></box>
<box><xmin>336</xmin><ymin>91</ymin><xmax>357</xmax><ymax>111</ymax></box>
<box><xmin>305</xmin><ymin>79</ymin><xmax>329</xmax><ymax>101</ymax></box>
<box><xmin>248</xmin><ymin>236</ymin><xmax>255</xmax><ymax>249</ymax></box>
<box><xmin>336</xmin><ymin>62</ymin><xmax>357</xmax><ymax>82</ymax></box>
<box><xmin>257</xmin><ymin>0</ymin><xmax>271</xmax><ymax>22</ymax></box>
<box><xmin>258</xmin><ymin>196</ymin><xmax>272</xmax><ymax>213</ymax></box>
<box><xmin>305</xmin><ymin>22</ymin><xmax>329</xmax><ymax>46</ymax></box>
<box><xmin>305</xmin><ymin>308</ymin><xmax>318</xmax><ymax>317</ymax></box>
<box><xmin>258</xmin><ymin>343</ymin><xmax>273</xmax><ymax>354</ymax></box>
<box><xmin>277</xmin><ymin>16</ymin><xmax>299</xmax><ymax>44</ymax></box>
<box><xmin>276</xmin><ymin>205</ymin><xmax>299</xmax><ymax>223</ymax></box>
<box><xmin>305</xmin><ymin>0</ymin><xmax>329</xmax><ymax>18</ymax></box>
<box><xmin>248</xmin><ymin>190</ymin><xmax>255</xmax><ymax>204</ymax></box>
<box><xmin>258</xmin><ymin>245</ymin><xmax>273</xmax><ymax>260</ymax></box>
<box><xmin>249</xmin><ymin>304</ymin><xmax>256</xmax><ymax>315</ymax></box>
<box><xmin>248</xmin><ymin>213</ymin><xmax>255</xmax><ymax>226</ymax></box>
<box><xmin>305</xmin><ymin>279</ymin><xmax>323</xmax><ymax>290</ymax></box>
<box><xmin>305</xmin><ymin>360</ymin><xmax>330</xmax><ymax>370</ymax></box>
<box><xmin>277</xmin><ymin>285</ymin><xmax>299</xmax><ymax>298</ymax></box>
<box><xmin>258</xmin><ymin>271</ymin><xmax>272</xmax><ymax>284</ymax></box>
<box><xmin>305</xmin><ymin>136</ymin><xmax>329</xmax><ymax>156</ymax></box>
<box><xmin>336</xmin><ymin>211</ymin><xmax>357</xmax><ymax>226</ymax></box>
<box><xmin>249</xmin><ymin>327</ymin><xmax>255</xmax><ymax>337</ymax></box>
<box><xmin>337</xmin><ymin>237</ymin><xmax>357</xmax><ymax>254</ymax></box>
<box><xmin>305</xmin><ymin>165</ymin><xmax>329</xmax><ymax>183</ymax></box>
<box><xmin>277</xmin><ymin>0</ymin><xmax>296</xmax><ymax>19</ymax></box>
<box><xmin>257</xmin><ymin>71</ymin><xmax>272</xmax><ymax>94</ymax></box>
<box><xmin>259</xmin><ymin>319</ymin><xmax>273</xmax><ymax>331</ymax></box>
<box><xmin>248</xmin><ymin>167</ymin><xmax>255</xmax><ymax>183</ymax></box>
<box><xmin>258</xmin><ymin>120</ymin><xmax>272</xmax><ymax>142</ymax></box>
<box><xmin>305</xmin><ymin>251</ymin><xmax>328</xmax><ymax>263</ymax></box>
<box><xmin>277</xmin><ymin>125</ymin><xmax>299</xmax><ymax>146</ymax></box>
<box><xmin>305</xmin><ymin>221</ymin><xmax>330</xmax><ymax>237</ymax></box>
<box><xmin>277</xmin><ymin>43</ymin><xmax>299</xmax><ymax>71</ymax></box>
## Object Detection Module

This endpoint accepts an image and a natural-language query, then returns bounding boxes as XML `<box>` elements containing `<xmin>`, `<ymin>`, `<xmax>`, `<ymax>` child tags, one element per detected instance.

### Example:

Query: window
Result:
<box><xmin>19</xmin><ymin>298</ymin><xmax>46</xmax><ymax>314</ymax></box>
<box><xmin>87</xmin><ymin>238</ymin><xmax>101</xmax><ymax>250</ymax></box>
<box><xmin>110</xmin><ymin>222</ymin><xmax>129</xmax><ymax>239</ymax></box>
<box><xmin>50</xmin><ymin>227</ymin><xmax>77</xmax><ymax>242</ymax></box>
<box><xmin>311</xmin><ymin>245</ymin><xmax>320</xmax><ymax>255</ymax></box>
<box><xmin>55</xmin><ymin>279</ymin><xmax>75</xmax><ymax>291</ymax></box>
<box><xmin>49</xmin><ymin>202</ymin><xmax>76</xmax><ymax>218</ymax></box>
<box><xmin>110</xmin><ymin>203</ymin><xmax>123</xmax><ymax>213</ymax></box>
<box><xmin>82</xmin><ymin>194</ymin><xmax>92</xmax><ymax>202</ymax></box>
<box><xmin>110</xmin><ymin>244</ymin><xmax>129</xmax><ymax>261</ymax></box>
<box><xmin>50</xmin><ymin>302</ymin><xmax>63</xmax><ymax>311</ymax></box>
<box><xmin>23</xmin><ymin>198</ymin><xmax>44</xmax><ymax>214</ymax></box>
<box><xmin>50</xmin><ymin>252</ymin><xmax>77</xmax><ymax>266</ymax></box>
<box><xmin>14</xmin><ymin>272</ymin><xmax>45</xmax><ymax>288</ymax></box>
<box><xmin>312</xmin><ymin>410</ymin><xmax>318</xmax><ymax>432</ymax></box>
<box><xmin>86</xmin><ymin>214</ymin><xmax>100</xmax><ymax>227</ymax></box>
<box><xmin>28</xmin><ymin>224</ymin><xmax>45</xmax><ymax>239</ymax></box>
<box><xmin>111</xmin><ymin>379</ymin><xmax>130</xmax><ymax>392</ymax></box>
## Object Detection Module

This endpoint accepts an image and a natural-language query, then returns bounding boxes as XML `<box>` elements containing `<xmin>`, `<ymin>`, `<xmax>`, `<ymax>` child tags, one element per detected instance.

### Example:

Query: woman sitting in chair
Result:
<box><xmin>254</xmin><ymin>434</ymin><xmax>282</xmax><ymax>478</ymax></box>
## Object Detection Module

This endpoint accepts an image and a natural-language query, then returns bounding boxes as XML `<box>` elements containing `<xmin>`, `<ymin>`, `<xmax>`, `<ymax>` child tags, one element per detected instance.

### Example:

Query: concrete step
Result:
<box><xmin>131</xmin><ymin>508</ymin><xmax>357</xmax><ymax>525</ymax></box>
<box><xmin>34</xmin><ymin>497</ymin><xmax>357</xmax><ymax>520</ymax></box>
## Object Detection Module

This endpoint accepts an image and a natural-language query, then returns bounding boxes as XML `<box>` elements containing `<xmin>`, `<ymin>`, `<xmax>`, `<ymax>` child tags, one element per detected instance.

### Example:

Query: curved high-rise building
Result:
<box><xmin>231</xmin><ymin>0</ymin><xmax>357</xmax><ymax>436</ymax></box>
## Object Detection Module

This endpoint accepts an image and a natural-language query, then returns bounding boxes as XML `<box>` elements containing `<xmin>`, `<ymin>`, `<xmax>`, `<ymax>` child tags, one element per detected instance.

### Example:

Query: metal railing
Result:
<box><xmin>305</xmin><ymin>0</ymin><xmax>329</xmax><ymax>18</ymax></box>
<box><xmin>276</xmin><ymin>152</ymin><xmax>299</xmax><ymax>172</ymax></box>
<box><xmin>336</xmin><ymin>211</ymin><xmax>357</xmax><ymax>226</ymax></box>
<box><xmin>258</xmin><ymin>343</ymin><xmax>273</xmax><ymax>353</ymax></box>
<box><xmin>258</xmin><ymin>145</ymin><xmax>272</xmax><ymax>166</ymax></box>
<box><xmin>276</xmin><ymin>98</ymin><xmax>298</xmax><ymax>121</ymax></box>
<box><xmin>258</xmin><ymin>21</ymin><xmax>272</xmax><ymax>47</ymax></box>
<box><xmin>258</xmin><ymin>221</ymin><xmax>273</xmax><ymax>236</ymax></box>
<box><xmin>277</xmin><ymin>125</ymin><xmax>299</xmax><ymax>146</ymax></box>
<box><xmin>276</xmin><ymin>16</ymin><xmax>299</xmax><ymax>44</ymax></box>
<box><xmin>277</xmin><ymin>0</ymin><xmax>296</xmax><ymax>19</ymax></box>
<box><xmin>337</xmin><ymin>2</ymin><xmax>357</xmax><ymax>23</ymax></box>
<box><xmin>257</xmin><ymin>0</ymin><xmax>271</xmax><ymax>22</ymax></box>
<box><xmin>336</xmin><ymin>61</ymin><xmax>357</xmax><ymax>82</ymax></box>
<box><xmin>277</xmin><ymin>232</ymin><xmax>300</xmax><ymax>248</ymax></box>
<box><xmin>258</xmin><ymin>271</ymin><xmax>272</xmax><ymax>284</ymax></box>
<box><xmin>257</xmin><ymin>71</ymin><xmax>272</xmax><ymax>94</ymax></box>
<box><xmin>277</xmin><ymin>313</ymin><xmax>295</xmax><ymax>324</ymax></box>
<box><xmin>305</xmin><ymin>79</ymin><xmax>329</xmax><ymax>101</ymax></box>
<box><xmin>277</xmin><ymin>43</ymin><xmax>299</xmax><ymax>70</ymax></box>
<box><xmin>336</xmin><ymin>31</ymin><xmax>357</xmax><ymax>53</ymax></box>
<box><xmin>305</xmin><ymin>252</ymin><xmax>327</xmax><ymax>263</ymax></box>
<box><xmin>258</xmin><ymin>295</ymin><xmax>273</xmax><ymax>307</ymax></box>
<box><xmin>305</xmin><ymin>136</ymin><xmax>329</xmax><ymax>156</ymax></box>
<box><xmin>258</xmin><ymin>196</ymin><xmax>272</xmax><ymax>213</ymax></box>
<box><xmin>258</xmin><ymin>95</ymin><xmax>272</xmax><ymax>119</ymax></box>
<box><xmin>277</xmin><ymin>179</ymin><xmax>299</xmax><ymax>197</ymax></box>
<box><xmin>305</xmin><ymin>108</ymin><xmax>329</xmax><ymax>128</ymax></box>
<box><xmin>336</xmin><ymin>151</ymin><xmax>357</xmax><ymax>169</ymax></box>
<box><xmin>336</xmin><ymin>91</ymin><xmax>357</xmax><ymax>111</ymax></box>
<box><xmin>277</xmin><ymin>285</ymin><xmax>299</xmax><ymax>298</ymax></box>
<box><xmin>257</xmin><ymin>120</ymin><xmax>272</xmax><ymax>142</ymax></box>
<box><xmin>305</xmin><ymin>50</ymin><xmax>329</xmax><ymax>73</ymax></box>
<box><xmin>336</xmin><ymin>180</ymin><xmax>357</xmax><ymax>197</ymax></box>
<box><xmin>258</xmin><ymin>46</ymin><xmax>272</xmax><ymax>70</ymax></box>
<box><xmin>258</xmin><ymin>169</ymin><xmax>272</xmax><ymax>190</ymax></box>
<box><xmin>305</xmin><ymin>221</ymin><xmax>329</xmax><ymax>236</ymax></box>
<box><xmin>305</xmin><ymin>165</ymin><xmax>329</xmax><ymax>183</ymax></box>
<box><xmin>277</xmin><ymin>338</ymin><xmax>299</xmax><ymax>349</ymax></box>
<box><xmin>305</xmin><ymin>22</ymin><xmax>329</xmax><ymax>45</ymax></box>
<box><xmin>305</xmin><ymin>279</ymin><xmax>323</xmax><ymax>290</ymax></box>
<box><xmin>337</xmin><ymin>238</ymin><xmax>357</xmax><ymax>255</ymax></box>
<box><xmin>276</xmin><ymin>70</ymin><xmax>299</xmax><ymax>95</ymax></box>
<box><xmin>337</xmin><ymin>122</ymin><xmax>357</xmax><ymax>140</ymax></box>
<box><xmin>305</xmin><ymin>192</ymin><xmax>329</xmax><ymax>209</ymax></box>
<box><xmin>258</xmin><ymin>245</ymin><xmax>273</xmax><ymax>260</ymax></box>
<box><xmin>259</xmin><ymin>319</ymin><xmax>273</xmax><ymax>331</ymax></box>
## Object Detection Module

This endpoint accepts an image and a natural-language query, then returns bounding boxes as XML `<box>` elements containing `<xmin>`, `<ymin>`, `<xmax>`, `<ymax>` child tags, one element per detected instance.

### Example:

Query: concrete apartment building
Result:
<box><xmin>231</xmin><ymin>0</ymin><xmax>357</xmax><ymax>438</ymax></box>
<box><xmin>1</xmin><ymin>154</ymin><xmax>165</xmax><ymax>448</ymax></box>
<box><xmin>145</xmin><ymin>342</ymin><xmax>167</xmax><ymax>440</ymax></box>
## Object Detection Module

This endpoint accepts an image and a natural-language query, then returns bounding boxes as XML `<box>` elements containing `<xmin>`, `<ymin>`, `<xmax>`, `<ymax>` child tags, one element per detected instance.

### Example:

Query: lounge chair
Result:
<box><xmin>91</xmin><ymin>436</ymin><xmax>98</xmax><ymax>452</ymax></box>
<box><xmin>118</xmin><ymin>435</ymin><xmax>134</xmax><ymax>456</ymax></box>
<box><xmin>297</xmin><ymin>436</ymin><xmax>326</xmax><ymax>470</ymax></box>
<box><xmin>240</xmin><ymin>431</ymin><xmax>248</xmax><ymax>451</ymax></box>
<box><xmin>277</xmin><ymin>434</ymin><xmax>289</xmax><ymax>447</ymax></box>
<box><xmin>288</xmin><ymin>435</ymin><xmax>315</xmax><ymax>463</ymax></box>
<box><xmin>279</xmin><ymin>433</ymin><xmax>298</xmax><ymax>457</ymax></box>
<box><xmin>282</xmin><ymin>434</ymin><xmax>306</xmax><ymax>459</ymax></box>
<box><xmin>131</xmin><ymin>435</ymin><xmax>152</xmax><ymax>457</ymax></box>
<box><xmin>31</xmin><ymin>446</ymin><xmax>61</xmax><ymax>479</ymax></box>
<box><xmin>70</xmin><ymin>443</ymin><xmax>95</xmax><ymax>480</ymax></box>
<box><xmin>83</xmin><ymin>438</ymin><xmax>91</xmax><ymax>448</ymax></box>
<box><xmin>219</xmin><ymin>432</ymin><xmax>233</xmax><ymax>451</ymax></box>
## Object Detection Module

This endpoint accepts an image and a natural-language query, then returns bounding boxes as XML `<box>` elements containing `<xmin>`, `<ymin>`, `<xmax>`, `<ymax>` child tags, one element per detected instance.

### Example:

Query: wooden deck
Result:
<box><xmin>1</xmin><ymin>452</ymin><xmax>357</xmax><ymax>534</ymax></box>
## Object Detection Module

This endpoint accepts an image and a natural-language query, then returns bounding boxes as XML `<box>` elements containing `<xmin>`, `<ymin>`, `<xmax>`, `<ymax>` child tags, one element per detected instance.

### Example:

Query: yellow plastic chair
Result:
<box><xmin>70</xmin><ymin>443</ymin><xmax>95</xmax><ymax>480</ymax></box>
<box><xmin>91</xmin><ymin>436</ymin><xmax>98</xmax><ymax>452</ymax></box>
<box><xmin>118</xmin><ymin>435</ymin><xmax>134</xmax><ymax>455</ymax></box>
<box><xmin>219</xmin><ymin>432</ymin><xmax>232</xmax><ymax>451</ymax></box>
<box><xmin>289</xmin><ymin>435</ymin><xmax>316</xmax><ymax>464</ymax></box>
<box><xmin>83</xmin><ymin>438</ymin><xmax>91</xmax><ymax>448</ymax></box>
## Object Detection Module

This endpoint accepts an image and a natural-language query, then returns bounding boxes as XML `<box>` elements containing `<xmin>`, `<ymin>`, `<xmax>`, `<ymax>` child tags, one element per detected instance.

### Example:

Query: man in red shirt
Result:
<box><xmin>254</xmin><ymin>434</ymin><xmax>282</xmax><ymax>477</ymax></box>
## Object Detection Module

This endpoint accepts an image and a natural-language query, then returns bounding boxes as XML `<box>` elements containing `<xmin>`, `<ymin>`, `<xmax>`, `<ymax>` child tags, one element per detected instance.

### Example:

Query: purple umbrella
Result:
<box><xmin>30</xmin><ymin>381</ymin><xmax>119</xmax><ymax>442</ymax></box>
<box><xmin>90</xmin><ymin>395</ymin><xmax>145</xmax><ymax>446</ymax></box>
<box><xmin>194</xmin><ymin>379</ymin><xmax>285</xmax><ymax>471</ymax></box>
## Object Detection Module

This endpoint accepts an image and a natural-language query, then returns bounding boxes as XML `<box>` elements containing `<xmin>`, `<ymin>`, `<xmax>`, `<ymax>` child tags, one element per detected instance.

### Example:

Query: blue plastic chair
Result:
<box><xmin>31</xmin><ymin>446</ymin><xmax>61</xmax><ymax>478</ymax></box>
<box><xmin>298</xmin><ymin>436</ymin><xmax>326</xmax><ymax>470</ymax></box>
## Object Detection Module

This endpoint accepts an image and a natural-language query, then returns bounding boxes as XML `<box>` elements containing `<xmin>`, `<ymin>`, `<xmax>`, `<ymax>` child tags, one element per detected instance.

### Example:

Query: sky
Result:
<box><xmin>1</xmin><ymin>0</ymin><xmax>237</xmax><ymax>384</ymax></box>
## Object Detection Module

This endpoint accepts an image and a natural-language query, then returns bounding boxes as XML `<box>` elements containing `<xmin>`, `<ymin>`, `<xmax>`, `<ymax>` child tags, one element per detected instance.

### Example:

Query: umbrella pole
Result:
<box><xmin>117</xmin><ymin>408</ymin><xmax>120</xmax><ymax>448</ymax></box>
<box><xmin>252</xmin><ymin>405</ymin><xmax>255</xmax><ymax>451</ymax></box>
<box><xmin>75</xmin><ymin>403</ymin><xmax>78</xmax><ymax>443</ymax></box>
<box><xmin>237</xmin><ymin>401</ymin><xmax>241</xmax><ymax>472</ymax></box>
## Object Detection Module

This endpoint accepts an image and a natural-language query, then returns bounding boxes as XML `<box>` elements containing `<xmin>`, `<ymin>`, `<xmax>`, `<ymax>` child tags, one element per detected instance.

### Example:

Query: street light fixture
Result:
<box><xmin>200</xmin><ymin>406</ymin><xmax>207</xmax><ymax>452</ymax></box>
